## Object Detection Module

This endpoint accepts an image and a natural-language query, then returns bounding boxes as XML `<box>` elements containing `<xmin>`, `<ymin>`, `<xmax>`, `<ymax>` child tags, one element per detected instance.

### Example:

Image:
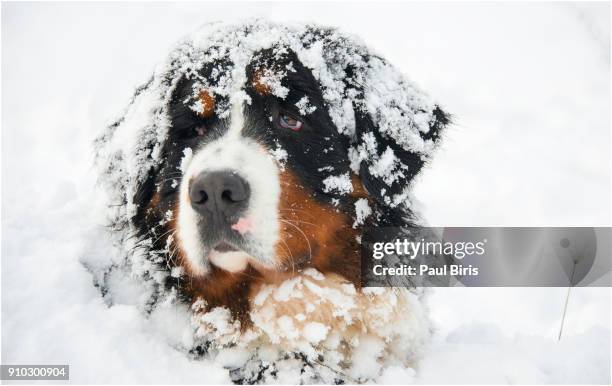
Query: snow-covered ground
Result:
<box><xmin>2</xmin><ymin>2</ymin><xmax>610</xmax><ymax>384</ymax></box>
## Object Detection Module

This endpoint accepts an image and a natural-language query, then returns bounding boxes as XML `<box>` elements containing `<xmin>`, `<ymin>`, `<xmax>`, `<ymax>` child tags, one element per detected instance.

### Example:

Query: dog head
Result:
<box><xmin>95</xmin><ymin>22</ymin><xmax>448</xmax><ymax>297</ymax></box>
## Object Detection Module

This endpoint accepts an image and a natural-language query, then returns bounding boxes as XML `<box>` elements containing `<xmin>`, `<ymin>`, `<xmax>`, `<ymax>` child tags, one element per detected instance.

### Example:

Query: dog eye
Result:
<box><xmin>278</xmin><ymin>114</ymin><xmax>303</xmax><ymax>131</ymax></box>
<box><xmin>191</xmin><ymin>126</ymin><xmax>206</xmax><ymax>137</ymax></box>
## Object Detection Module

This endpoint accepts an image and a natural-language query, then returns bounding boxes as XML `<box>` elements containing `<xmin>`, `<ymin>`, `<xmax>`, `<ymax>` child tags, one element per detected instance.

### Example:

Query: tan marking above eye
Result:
<box><xmin>251</xmin><ymin>69</ymin><xmax>272</xmax><ymax>96</ymax></box>
<box><xmin>350</xmin><ymin>174</ymin><xmax>369</xmax><ymax>198</ymax></box>
<box><xmin>198</xmin><ymin>90</ymin><xmax>215</xmax><ymax>118</ymax></box>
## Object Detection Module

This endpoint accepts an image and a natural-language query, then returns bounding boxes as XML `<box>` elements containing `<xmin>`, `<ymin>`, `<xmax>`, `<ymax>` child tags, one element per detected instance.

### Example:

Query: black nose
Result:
<box><xmin>189</xmin><ymin>170</ymin><xmax>250</xmax><ymax>221</ymax></box>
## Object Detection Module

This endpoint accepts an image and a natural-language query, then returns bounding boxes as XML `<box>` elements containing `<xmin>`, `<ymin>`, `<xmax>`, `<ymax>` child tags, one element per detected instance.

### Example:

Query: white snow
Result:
<box><xmin>322</xmin><ymin>173</ymin><xmax>354</xmax><ymax>195</ymax></box>
<box><xmin>353</xmin><ymin>198</ymin><xmax>372</xmax><ymax>228</ymax></box>
<box><xmin>369</xmin><ymin>146</ymin><xmax>404</xmax><ymax>186</ymax></box>
<box><xmin>255</xmin><ymin>67</ymin><xmax>290</xmax><ymax>99</ymax></box>
<box><xmin>269</xmin><ymin>143</ymin><xmax>288</xmax><ymax>170</ymax></box>
<box><xmin>382</xmin><ymin>324</ymin><xmax>611</xmax><ymax>385</ymax></box>
<box><xmin>303</xmin><ymin>322</ymin><xmax>329</xmax><ymax>344</ymax></box>
<box><xmin>295</xmin><ymin>95</ymin><xmax>317</xmax><ymax>115</ymax></box>
<box><xmin>191</xmin><ymin>272</ymin><xmax>429</xmax><ymax>383</ymax></box>
<box><xmin>179</xmin><ymin>147</ymin><xmax>193</xmax><ymax>173</ymax></box>
<box><xmin>2</xmin><ymin>2</ymin><xmax>610</xmax><ymax>384</ymax></box>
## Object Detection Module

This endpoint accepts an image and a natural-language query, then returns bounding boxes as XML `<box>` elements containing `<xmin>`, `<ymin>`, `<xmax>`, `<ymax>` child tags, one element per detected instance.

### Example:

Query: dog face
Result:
<box><xmin>157</xmin><ymin>48</ymin><xmax>364</xmax><ymax>279</ymax></box>
<box><xmin>96</xmin><ymin>22</ymin><xmax>448</xmax><ymax>316</ymax></box>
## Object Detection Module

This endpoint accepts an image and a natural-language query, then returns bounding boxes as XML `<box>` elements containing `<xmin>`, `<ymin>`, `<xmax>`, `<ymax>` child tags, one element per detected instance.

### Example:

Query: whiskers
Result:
<box><xmin>279</xmin><ymin>218</ymin><xmax>313</xmax><ymax>266</ymax></box>
<box><xmin>276</xmin><ymin>236</ymin><xmax>296</xmax><ymax>276</ymax></box>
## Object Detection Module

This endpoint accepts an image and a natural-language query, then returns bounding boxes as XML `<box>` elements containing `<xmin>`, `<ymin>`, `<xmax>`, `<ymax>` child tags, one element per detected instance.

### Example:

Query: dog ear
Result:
<box><xmin>349</xmin><ymin>58</ymin><xmax>450</xmax><ymax>209</ymax></box>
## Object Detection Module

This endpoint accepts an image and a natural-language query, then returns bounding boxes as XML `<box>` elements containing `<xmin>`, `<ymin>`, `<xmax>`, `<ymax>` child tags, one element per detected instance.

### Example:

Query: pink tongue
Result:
<box><xmin>231</xmin><ymin>217</ymin><xmax>252</xmax><ymax>235</ymax></box>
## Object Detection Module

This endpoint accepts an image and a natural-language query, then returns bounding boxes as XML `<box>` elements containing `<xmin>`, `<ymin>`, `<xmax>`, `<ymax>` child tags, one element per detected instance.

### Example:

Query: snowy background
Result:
<box><xmin>2</xmin><ymin>2</ymin><xmax>610</xmax><ymax>384</ymax></box>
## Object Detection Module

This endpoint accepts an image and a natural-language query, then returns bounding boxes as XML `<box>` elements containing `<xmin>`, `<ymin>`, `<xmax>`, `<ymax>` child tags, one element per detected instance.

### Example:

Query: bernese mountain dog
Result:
<box><xmin>93</xmin><ymin>20</ymin><xmax>449</xmax><ymax>383</ymax></box>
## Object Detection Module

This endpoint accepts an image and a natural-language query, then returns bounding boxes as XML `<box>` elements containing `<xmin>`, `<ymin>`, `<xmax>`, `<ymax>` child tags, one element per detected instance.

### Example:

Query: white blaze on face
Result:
<box><xmin>177</xmin><ymin>103</ymin><xmax>281</xmax><ymax>275</ymax></box>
